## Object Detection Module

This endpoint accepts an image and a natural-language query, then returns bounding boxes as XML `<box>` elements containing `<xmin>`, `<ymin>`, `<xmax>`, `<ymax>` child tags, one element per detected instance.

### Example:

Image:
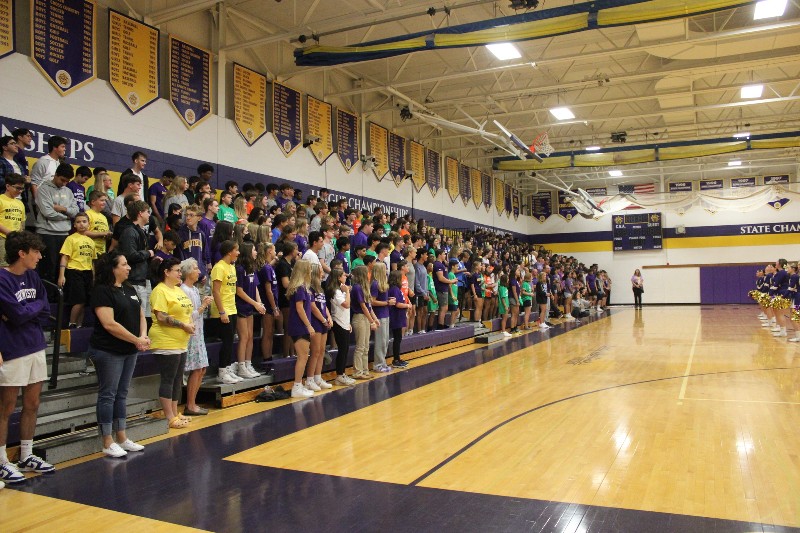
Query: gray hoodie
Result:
<box><xmin>36</xmin><ymin>179</ymin><xmax>79</xmax><ymax>235</ymax></box>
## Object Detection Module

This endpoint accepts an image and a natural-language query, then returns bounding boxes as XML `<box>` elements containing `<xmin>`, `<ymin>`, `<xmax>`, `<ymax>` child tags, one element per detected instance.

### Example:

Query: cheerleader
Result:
<box><xmin>787</xmin><ymin>263</ymin><xmax>799</xmax><ymax>343</ymax></box>
<box><xmin>753</xmin><ymin>269</ymin><xmax>766</xmax><ymax>320</ymax></box>
<box><xmin>760</xmin><ymin>264</ymin><xmax>775</xmax><ymax>329</ymax></box>
<box><xmin>770</xmin><ymin>259</ymin><xmax>790</xmax><ymax>338</ymax></box>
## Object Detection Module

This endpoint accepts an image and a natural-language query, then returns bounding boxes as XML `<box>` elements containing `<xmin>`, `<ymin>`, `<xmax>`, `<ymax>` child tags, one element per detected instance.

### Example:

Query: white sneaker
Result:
<box><xmin>758</xmin><ymin>313</ymin><xmax>767</xmax><ymax>319</ymax></box>
<box><xmin>502</xmin><ymin>331</ymin><xmax>512</xmax><ymax>337</ymax></box>
<box><xmin>218</xmin><ymin>368</ymin><xmax>239</xmax><ymax>384</ymax></box>
<box><xmin>771</xmin><ymin>326</ymin><xmax>781</xmax><ymax>332</ymax></box>
<box><xmin>334</xmin><ymin>375</ymin><xmax>354</xmax><ymax>386</ymax></box>
<box><xmin>291</xmin><ymin>383</ymin><xmax>314</xmax><ymax>398</ymax></box>
<box><xmin>773</xmin><ymin>330</ymin><xmax>787</xmax><ymax>337</ymax></box>
<box><xmin>0</xmin><ymin>480</ymin><xmax>4</xmax><ymax>490</ymax></box>
<box><xmin>565</xmin><ymin>315</ymin><xmax>575</xmax><ymax>321</ymax></box>
<box><xmin>227</xmin><ymin>364</ymin><xmax>245</xmax><ymax>382</ymax></box>
<box><xmin>236</xmin><ymin>362</ymin><xmax>252</xmax><ymax>379</ymax></box>
<box><xmin>245</xmin><ymin>361</ymin><xmax>261</xmax><ymax>378</ymax></box>
<box><xmin>103</xmin><ymin>442</ymin><xmax>128</xmax><ymax>458</ymax></box>
<box><xmin>118</xmin><ymin>439</ymin><xmax>144</xmax><ymax>452</ymax></box>
<box><xmin>788</xmin><ymin>337</ymin><xmax>800</xmax><ymax>342</ymax></box>
<box><xmin>315</xmin><ymin>376</ymin><xmax>333</xmax><ymax>389</ymax></box>
<box><xmin>305</xmin><ymin>378</ymin><xmax>321</xmax><ymax>391</ymax></box>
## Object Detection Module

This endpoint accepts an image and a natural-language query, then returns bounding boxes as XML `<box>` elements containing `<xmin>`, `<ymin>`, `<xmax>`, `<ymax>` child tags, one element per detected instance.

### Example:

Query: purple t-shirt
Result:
<box><xmin>334</xmin><ymin>251</ymin><xmax>350</xmax><ymax>274</ymax></box>
<box><xmin>509</xmin><ymin>278</ymin><xmax>520</xmax><ymax>304</ymax></box>
<box><xmin>148</xmin><ymin>182</ymin><xmax>167</xmax><ymax>218</ymax></box>
<box><xmin>235</xmin><ymin>265</ymin><xmax>259</xmax><ymax>317</ymax></box>
<box><xmin>294</xmin><ymin>234</ymin><xmax>308</xmax><ymax>255</ymax></box>
<box><xmin>0</xmin><ymin>269</ymin><xmax>49</xmax><ymax>361</ymax></box>
<box><xmin>351</xmin><ymin>284</ymin><xmax>367</xmax><ymax>315</ymax></box>
<box><xmin>586</xmin><ymin>273</ymin><xmax>597</xmax><ymax>293</ymax></box>
<box><xmin>310</xmin><ymin>289</ymin><xmax>329</xmax><ymax>333</ymax></box>
<box><xmin>287</xmin><ymin>286</ymin><xmax>313</xmax><ymax>336</ymax></box>
<box><xmin>433</xmin><ymin>261</ymin><xmax>448</xmax><ymax>293</ymax></box>
<box><xmin>198</xmin><ymin>216</ymin><xmax>216</xmax><ymax>244</ymax></box>
<box><xmin>66</xmin><ymin>181</ymin><xmax>86</xmax><ymax>212</ymax></box>
<box><xmin>389</xmin><ymin>250</ymin><xmax>402</xmax><ymax>267</ymax></box>
<box><xmin>388</xmin><ymin>286</ymin><xmax>407</xmax><ymax>329</ymax></box>
<box><xmin>178</xmin><ymin>226</ymin><xmax>210</xmax><ymax>279</ymax></box>
<box><xmin>371</xmin><ymin>280</ymin><xmax>390</xmax><ymax>319</ymax></box>
<box><xmin>256</xmin><ymin>263</ymin><xmax>278</xmax><ymax>309</ymax></box>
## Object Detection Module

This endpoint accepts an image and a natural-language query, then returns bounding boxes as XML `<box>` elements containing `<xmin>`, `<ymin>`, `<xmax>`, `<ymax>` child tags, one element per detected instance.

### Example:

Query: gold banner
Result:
<box><xmin>470</xmin><ymin>168</ymin><xmax>482</xmax><ymax>209</ymax></box>
<box><xmin>408</xmin><ymin>141</ymin><xmax>426</xmax><ymax>192</ymax></box>
<box><xmin>232</xmin><ymin>63</ymin><xmax>267</xmax><ymax>146</ymax></box>
<box><xmin>0</xmin><ymin>0</ymin><xmax>13</xmax><ymax>59</ymax></box>
<box><xmin>307</xmin><ymin>95</ymin><xmax>333</xmax><ymax>164</ymax></box>
<box><xmin>109</xmin><ymin>10</ymin><xmax>158</xmax><ymax>114</ymax></box>
<box><xmin>368</xmin><ymin>122</ymin><xmax>389</xmax><ymax>180</ymax></box>
<box><xmin>495</xmin><ymin>177</ymin><xmax>505</xmax><ymax>215</ymax></box>
<box><xmin>445</xmin><ymin>157</ymin><xmax>459</xmax><ymax>203</ymax></box>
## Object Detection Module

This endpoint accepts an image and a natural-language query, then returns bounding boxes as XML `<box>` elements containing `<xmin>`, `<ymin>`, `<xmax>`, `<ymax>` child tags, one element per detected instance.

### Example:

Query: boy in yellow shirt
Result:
<box><xmin>0</xmin><ymin>173</ymin><xmax>26</xmax><ymax>267</ymax></box>
<box><xmin>59</xmin><ymin>212</ymin><xmax>97</xmax><ymax>328</ymax></box>
<box><xmin>85</xmin><ymin>190</ymin><xmax>112</xmax><ymax>257</ymax></box>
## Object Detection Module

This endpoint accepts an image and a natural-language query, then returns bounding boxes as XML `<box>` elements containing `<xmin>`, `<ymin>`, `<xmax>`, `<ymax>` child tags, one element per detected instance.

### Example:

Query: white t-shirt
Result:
<box><xmin>302</xmin><ymin>249</ymin><xmax>321</xmax><ymax>265</ymax></box>
<box><xmin>331</xmin><ymin>289</ymin><xmax>350</xmax><ymax>329</ymax></box>
<box><xmin>4</xmin><ymin>158</ymin><xmax>20</xmax><ymax>174</ymax></box>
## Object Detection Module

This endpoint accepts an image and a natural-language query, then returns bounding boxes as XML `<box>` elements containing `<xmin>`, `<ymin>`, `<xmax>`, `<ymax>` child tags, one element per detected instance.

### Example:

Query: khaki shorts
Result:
<box><xmin>0</xmin><ymin>237</ymin><xmax>7</xmax><ymax>267</ymax></box>
<box><xmin>133</xmin><ymin>281</ymin><xmax>151</xmax><ymax>318</ymax></box>
<box><xmin>0</xmin><ymin>350</ymin><xmax>47</xmax><ymax>387</ymax></box>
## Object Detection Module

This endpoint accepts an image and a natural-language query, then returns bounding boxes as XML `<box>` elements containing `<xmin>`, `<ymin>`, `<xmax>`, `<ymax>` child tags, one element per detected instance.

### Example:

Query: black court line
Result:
<box><xmin>410</xmin><ymin>365</ymin><xmax>800</xmax><ymax>486</ymax></box>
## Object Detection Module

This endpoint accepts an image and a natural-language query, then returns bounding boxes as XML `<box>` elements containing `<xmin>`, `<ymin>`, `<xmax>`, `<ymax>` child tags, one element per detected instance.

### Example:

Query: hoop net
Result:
<box><xmin>532</xmin><ymin>131</ymin><xmax>554</xmax><ymax>157</ymax></box>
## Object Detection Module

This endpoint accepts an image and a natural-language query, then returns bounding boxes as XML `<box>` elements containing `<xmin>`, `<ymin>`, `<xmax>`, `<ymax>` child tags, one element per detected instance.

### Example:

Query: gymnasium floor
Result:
<box><xmin>3</xmin><ymin>306</ymin><xmax>800</xmax><ymax>532</ymax></box>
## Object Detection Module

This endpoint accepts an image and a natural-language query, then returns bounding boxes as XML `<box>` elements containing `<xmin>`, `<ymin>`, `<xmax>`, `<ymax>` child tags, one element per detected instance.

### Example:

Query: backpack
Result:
<box><xmin>254</xmin><ymin>386</ymin><xmax>291</xmax><ymax>402</ymax></box>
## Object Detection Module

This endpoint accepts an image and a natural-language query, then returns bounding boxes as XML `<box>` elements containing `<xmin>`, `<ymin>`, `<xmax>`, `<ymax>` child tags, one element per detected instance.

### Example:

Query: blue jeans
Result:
<box><xmin>90</xmin><ymin>347</ymin><xmax>138</xmax><ymax>437</ymax></box>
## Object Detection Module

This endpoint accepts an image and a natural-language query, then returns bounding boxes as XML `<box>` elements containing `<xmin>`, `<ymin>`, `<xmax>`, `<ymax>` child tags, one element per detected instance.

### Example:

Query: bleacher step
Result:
<box><xmin>33</xmin><ymin>416</ymin><xmax>169</xmax><ymax>465</ymax></box>
<box><xmin>45</xmin><ymin>355</ymin><xmax>88</xmax><ymax>375</ymax></box>
<box><xmin>34</xmin><ymin>397</ymin><xmax>160</xmax><ymax>438</ymax></box>
<box><xmin>27</xmin><ymin>385</ymin><xmax>100</xmax><ymax>416</ymax></box>
<box><xmin>199</xmin><ymin>372</ymin><xmax>275</xmax><ymax>407</ymax></box>
<box><xmin>475</xmin><ymin>331</ymin><xmax>508</xmax><ymax>344</ymax></box>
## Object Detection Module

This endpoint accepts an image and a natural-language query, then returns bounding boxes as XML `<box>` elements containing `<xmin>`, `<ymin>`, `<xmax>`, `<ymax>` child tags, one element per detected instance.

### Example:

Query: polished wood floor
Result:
<box><xmin>4</xmin><ymin>306</ymin><xmax>800</xmax><ymax>531</ymax></box>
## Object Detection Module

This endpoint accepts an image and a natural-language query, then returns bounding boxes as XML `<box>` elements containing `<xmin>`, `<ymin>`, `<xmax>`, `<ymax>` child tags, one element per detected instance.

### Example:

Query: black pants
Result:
<box><xmin>391</xmin><ymin>328</ymin><xmax>403</xmax><ymax>360</ymax></box>
<box><xmin>332</xmin><ymin>323</ymin><xmax>350</xmax><ymax>375</ymax></box>
<box><xmin>632</xmin><ymin>287</ymin><xmax>643</xmax><ymax>307</ymax></box>
<box><xmin>210</xmin><ymin>316</ymin><xmax>238</xmax><ymax>368</ymax></box>
<box><xmin>157</xmin><ymin>352</ymin><xmax>187</xmax><ymax>401</ymax></box>
<box><xmin>38</xmin><ymin>233</ymin><xmax>67</xmax><ymax>299</ymax></box>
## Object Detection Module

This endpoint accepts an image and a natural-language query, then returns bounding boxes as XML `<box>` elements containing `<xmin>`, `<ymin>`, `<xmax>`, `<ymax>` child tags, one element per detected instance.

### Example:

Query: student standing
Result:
<box><xmin>234</xmin><ymin>241</ymin><xmax>266</xmax><ymax>378</ymax></box>
<box><xmin>520</xmin><ymin>272</ymin><xmax>533</xmax><ymax>329</ymax></box>
<box><xmin>306</xmin><ymin>263</ymin><xmax>333</xmax><ymax>391</ymax></box>
<box><xmin>388</xmin><ymin>270</ymin><xmax>410</xmax><ymax>368</ymax></box>
<box><xmin>535</xmin><ymin>272</ymin><xmax>550</xmax><ymax>329</ymax></box>
<box><xmin>58</xmin><ymin>212</ymin><xmax>97</xmax><ymax>328</ymax></box>
<box><xmin>498</xmin><ymin>274</ymin><xmax>511</xmax><ymax>337</ymax></box>
<box><xmin>350</xmin><ymin>266</ymin><xmax>378</xmax><ymax>379</ymax></box>
<box><xmin>180</xmin><ymin>258</ymin><xmax>213</xmax><ymax>416</ymax></box>
<box><xmin>370</xmin><ymin>262</ymin><xmax>393</xmax><ymax>373</ymax></box>
<box><xmin>285</xmin><ymin>260</ymin><xmax>315</xmax><ymax>398</ymax></box>
<box><xmin>0</xmin><ymin>173</ymin><xmax>26</xmax><ymax>267</ymax></box>
<box><xmin>256</xmin><ymin>242</ymin><xmax>280</xmax><ymax>362</ymax></box>
<box><xmin>210</xmin><ymin>240</ymin><xmax>243</xmax><ymax>384</ymax></box>
<box><xmin>327</xmin><ymin>268</ymin><xmax>354</xmax><ymax>386</ymax></box>
<box><xmin>631</xmin><ymin>269</ymin><xmax>644</xmax><ymax>309</ymax></box>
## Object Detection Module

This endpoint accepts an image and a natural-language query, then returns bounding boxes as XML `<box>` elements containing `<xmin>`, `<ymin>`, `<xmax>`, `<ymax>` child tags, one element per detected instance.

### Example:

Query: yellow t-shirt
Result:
<box><xmin>148</xmin><ymin>283</ymin><xmax>193</xmax><ymax>350</ymax></box>
<box><xmin>60</xmin><ymin>233</ymin><xmax>97</xmax><ymax>271</ymax></box>
<box><xmin>210</xmin><ymin>260</ymin><xmax>237</xmax><ymax>318</ymax></box>
<box><xmin>0</xmin><ymin>194</ymin><xmax>25</xmax><ymax>238</ymax></box>
<box><xmin>86</xmin><ymin>209</ymin><xmax>109</xmax><ymax>255</ymax></box>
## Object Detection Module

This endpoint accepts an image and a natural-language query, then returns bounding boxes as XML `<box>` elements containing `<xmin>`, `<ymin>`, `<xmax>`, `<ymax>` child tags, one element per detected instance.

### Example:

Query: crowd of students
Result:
<box><xmin>751</xmin><ymin>259</ymin><xmax>800</xmax><ymax>341</ymax></box>
<box><xmin>0</xmin><ymin>134</ymin><xmax>621</xmax><ymax>482</ymax></box>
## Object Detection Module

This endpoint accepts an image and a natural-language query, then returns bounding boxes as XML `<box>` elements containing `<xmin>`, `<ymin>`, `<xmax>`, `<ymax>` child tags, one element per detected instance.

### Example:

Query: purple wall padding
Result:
<box><xmin>700</xmin><ymin>264</ymin><xmax>761</xmax><ymax>304</ymax></box>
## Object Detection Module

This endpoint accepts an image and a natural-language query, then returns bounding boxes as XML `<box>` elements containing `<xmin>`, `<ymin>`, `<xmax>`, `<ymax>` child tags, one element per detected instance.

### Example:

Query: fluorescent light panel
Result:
<box><xmin>754</xmin><ymin>0</ymin><xmax>787</xmax><ymax>20</ymax></box>
<box><xmin>486</xmin><ymin>43</ymin><xmax>521</xmax><ymax>60</ymax></box>
<box><xmin>740</xmin><ymin>84</ymin><xmax>763</xmax><ymax>99</ymax></box>
<box><xmin>585</xmin><ymin>146</ymin><xmax>602</xmax><ymax>151</ymax></box>
<box><xmin>728</xmin><ymin>160</ymin><xmax>742</xmax><ymax>167</ymax></box>
<box><xmin>609</xmin><ymin>170</ymin><xmax>623</xmax><ymax>177</ymax></box>
<box><xmin>550</xmin><ymin>107</ymin><xmax>575</xmax><ymax>120</ymax></box>
<box><xmin>733</xmin><ymin>132</ymin><xmax>750</xmax><ymax>138</ymax></box>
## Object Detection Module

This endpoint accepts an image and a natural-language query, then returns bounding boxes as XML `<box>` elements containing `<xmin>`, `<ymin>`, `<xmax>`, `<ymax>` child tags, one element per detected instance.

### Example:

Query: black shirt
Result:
<box><xmin>89</xmin><ymin>284</ymin><xmax>142</xmax><ymax>355</ymax></box>
<box><xmin>275</xmin><ymin>258</ymin><xmax>293</xmax><ymax>308</ymax></box>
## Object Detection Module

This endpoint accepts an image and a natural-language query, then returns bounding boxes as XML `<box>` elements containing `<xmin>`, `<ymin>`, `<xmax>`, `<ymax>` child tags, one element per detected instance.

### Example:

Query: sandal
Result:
<box><xmin>169</xmin><ymin>416</ymin><xmax>190</xmax><ymax>429</ymax></box>
<box><xmin>179</xmin><ymin>414</ymin><xmax>193</xmax><ymax>422</ymax></box>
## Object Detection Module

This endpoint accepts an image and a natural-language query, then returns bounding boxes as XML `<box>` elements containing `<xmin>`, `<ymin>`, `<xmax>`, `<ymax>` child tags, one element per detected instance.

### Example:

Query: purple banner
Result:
<box><xmin>584</xmin><ymin>187</ymin><xmax>607</xmax><ymax>196</ymax></box>
<box><xmin>336</xmin><ymin>108</ymin><xmax>358</xmax><ymax>173</ymax></box>
<box><xmin>669</xmin><ymin>181</ymin><xmax>694</xmax><ymax>192</ymax></box>
<box><xmin>272</xmin><ymin>82</ymin><xmax>302</xmax><ymax>156</ymax></box>
<box><xmin>32</xmin><ymin>0</ymin><xmax>97</xmax><ymax>95</ymax></box>
<box><xmin>388</xmin><ymin>131</ymin><xmax>406</xmax><ymax>187</ymax></box>
<box><xmin>482</xmin><ymin>173</ymin><xmax>492</xmax><ymax>212</ymax></box>
<box><xmin>425</xmin><ymin>148</ymin><xmax>440</xmax><ymax>197</ymax></box>
<box><xmin>699</xmin><ymin>179</ymin><xmax>723</xmax><ymax>190</ymax></box>
<box><xmin>512</xmin><ymin>189</ymin><xmax>520</xmax><ymax>220</ymax></box>
<box><xmin>459</xmin><ymin>163</ymin><xmax>471</xmax><ymax>207</ymax></box>
<box><xmin>764</xmin><ymin>174</ymin><xmax>789</xmax><ymax>185</ymax></box>
<box><xmin>530</xmin><ymin>191</ymin><xmax>553</xmax><ymax>222</ymax></box>
<box><xmin>168</xmin><ymin>36</ymin><xmax>212</xmax><ymax>129</ymax></box>
<box><xmin>504</xmin><ymin>183</ymin><xmax>512</xmax><ymax>217</ymax></box>
<box><xmin>558</xmin><ymin>190</ymin><xmax>578</xmax><ymax>220</ymax></box>
<box><xmin>730</xmin><ymin>177</ymin><xmax>756</xmax><ymax>188</ymax></box>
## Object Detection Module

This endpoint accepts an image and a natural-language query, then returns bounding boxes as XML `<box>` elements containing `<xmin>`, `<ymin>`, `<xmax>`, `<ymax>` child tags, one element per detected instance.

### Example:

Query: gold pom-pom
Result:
<box><xmin>770</xmin><ymin>296</ymin><xmax>791</xmax><ymax>310</ymax></box>
<box><xmin>791</xmin><ymin>307</ymin><xmax>800</xmax><ymax>322</ymax></box>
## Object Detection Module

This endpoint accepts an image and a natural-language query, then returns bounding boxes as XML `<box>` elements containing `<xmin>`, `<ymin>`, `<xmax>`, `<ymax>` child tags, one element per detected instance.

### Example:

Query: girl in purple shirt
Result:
<box><xmin>234</xmin><ymin>242</ymin><xmax>266</xmax><ymax>379</ymax></box>
<box><xmin>256</xmin><ymin>243</ymin><xmax>280</xmax><ymax>361</ymax></box>
<box><xmin>388</xmin><ymin>270</ymin><xmax>410</xmax><ymax>368</ymax></box>
<box><xmin>350</xmin><ymin>266</ymin><xmax>378</xmax><ymax>379</ymax></box>
<box><xmin>305</xmin><ymin>263</ymin><xmax>333</xmax><ymax>391</ymax></box>
<box><xmin>286</xmin><ymin>260</ymin><xmax>315</xmax><ymax>398</ymax></box>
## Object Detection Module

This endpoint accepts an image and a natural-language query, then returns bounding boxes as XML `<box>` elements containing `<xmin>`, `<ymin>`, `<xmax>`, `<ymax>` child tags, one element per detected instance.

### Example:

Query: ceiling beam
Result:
<box><xmin>146</xmin><ymin>0</ymin><xmax>221</xmax><ymax>26</ymax></box>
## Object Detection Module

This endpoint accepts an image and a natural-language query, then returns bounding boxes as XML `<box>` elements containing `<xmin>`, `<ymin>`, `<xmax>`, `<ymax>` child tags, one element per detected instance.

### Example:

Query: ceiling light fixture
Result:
<box><xmin>585</xmin><ymin>145</ymin><xmax>601</xmax><ymax>151</ymax></box>
<box><xmin>550</xmin><ymin>107</ymin><xmax>575</xmax><ymax>120</ymax></box>
<box><xmin>733</xmin><ymin>132</ymin><xmax>751</xmax><ymax>138</ymax></box>
<box><xmin>753</xmin><ymin>0</ymin><xmax>787</xmax><ymax>20</ymax></box>
<box><xmin>740</xmin><ymin>84</ymin><xmax>763</xmax><ymax>99</ymax></box>
<box><xmin>486</xmin><ymin>43</ymin><xmax>522</xmax><ymax>60</ymax></box>
<box><xmin>728</xmin><ymin>160</ymin><xmax>742</xmax><ymax>167</ymax></box>
<box><xmin>609</xmin><ymin>170</ymin><xmax>623</xmax><ymax>177</ymax></box>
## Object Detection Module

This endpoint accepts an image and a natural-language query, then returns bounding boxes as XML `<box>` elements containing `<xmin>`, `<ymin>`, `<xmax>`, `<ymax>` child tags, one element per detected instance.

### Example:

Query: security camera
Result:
<box><xmin>405</xmin><ymin>170</ymin><xmax>415</xmax><ymax>178</ymax></box>
<box><xmin>303</xmin><ymin>134</ymin><xmax>320</xmax><ymax>148</ymax></box>
<box><xmin>362</xmin><ymin>155</ymin><xmax>376</xmax><ymax>163</ymax></box>
<box><xmin>363</xmin><ymin>160</ymin><xmax>376</xmax><ymax>170</ymax></box>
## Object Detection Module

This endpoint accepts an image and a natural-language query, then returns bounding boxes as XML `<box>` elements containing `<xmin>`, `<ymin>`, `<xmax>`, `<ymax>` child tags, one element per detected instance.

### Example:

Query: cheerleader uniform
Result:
<box><xmin>788</xmin><ymin>272</ymin><xmax>800</xmax><ymax>342</ymax></box>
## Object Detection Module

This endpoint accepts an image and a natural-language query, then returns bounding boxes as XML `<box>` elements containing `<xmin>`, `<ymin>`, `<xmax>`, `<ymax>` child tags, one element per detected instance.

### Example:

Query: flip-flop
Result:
<box><xmin>169</xmin><ymin>416</ymin><xmax>189</xmax><ymax>429</ymax></box>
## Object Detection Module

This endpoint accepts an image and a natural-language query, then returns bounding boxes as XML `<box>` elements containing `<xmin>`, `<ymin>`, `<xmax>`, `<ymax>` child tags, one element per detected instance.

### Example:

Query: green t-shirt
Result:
<box><xmin>520</xmin><ymin>281</ymin><xmax>532</xmax><ymax>304</ymax></box>
<box><xmin>448</xmin><ymin>272</ymin><xmax>458</xmax><ymax>304</ymax></box>
<box><xmin>217</xmin><ymin>204</ymin><xmax>237</xmax><ymax>224</ymax></box>
<box><xmin>365</xmin><ymin>249</ymin><xmax>377</xmax><ymax>258</ymax></box>
<box><xmin>352</xmin><ymin>257</ymin><xmax>365</xmax><ymax>268</ymax></box>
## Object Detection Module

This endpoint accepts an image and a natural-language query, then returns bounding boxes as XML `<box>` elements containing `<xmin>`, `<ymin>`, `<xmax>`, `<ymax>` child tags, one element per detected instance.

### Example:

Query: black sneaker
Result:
<box><xmin>392</xmin><ymin>359</ymin><xmax>408</xmax><ymax>368</ymax></box>
<box><xmin>545</xmin><ymin>322</ymin><xmax>555</xmax><ymax>327</ymax></box>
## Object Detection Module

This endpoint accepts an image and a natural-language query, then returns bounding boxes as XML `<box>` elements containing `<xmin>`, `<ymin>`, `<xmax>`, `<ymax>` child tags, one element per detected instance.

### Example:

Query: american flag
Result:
<box><xmin>618</xmin><ymin>183</ymin><xmax>656</xmax><ymax>194</ymax></box>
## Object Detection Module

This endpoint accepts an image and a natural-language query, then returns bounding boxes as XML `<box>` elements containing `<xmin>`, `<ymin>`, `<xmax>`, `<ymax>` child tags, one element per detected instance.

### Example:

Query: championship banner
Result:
<box><xmin>668</xmin><ymin>181</ymin><xmax>693</xmax><ymax>192</ymax></box>
<box><xmin>480</xmin><ymin>173</ymin><xmax>492</xmax><ymax>212</ymax></box>
<box><xmin>699</xmin><ymin>179</ymin><xmax>723</xmax><ymax>190</ymax></box>
<box><xmin>445</xmin><ymin>157</ymin><xmax>459</xmax><ymax>203</ymax></box>
<box><xmin>168</xmin><ymin>36</ymin><xmax>212</xmax><ymax>129</ymax></box>
<box><xmin>470</xmin><ymin>168</ymin><xmax>482</xmax><ymax>209</ymax></box>
<box><xmin>0</xmin><ymin>0</ymin><xmax>14</xmax><ymax>60</ymax></box>
<box><xmin>459</xmin><ymin>164</ymin><xmax>471</xmax><ymax>207</ymax></box>
<box><xmin>764</xmin><ymin>174</ymin><xmax>789</xmax><ymax>185</ymax></box>
<box><xmin>232</xmin><ymin>63</ymin><xmax>267</xmax><ymax>146</ymax></box>
<box><xmin>32</xmin><ymin>0</ymin><xmax>97</xmax><ymax>96</ymax></box>
<box><xmin>504</xmin><ymin>183</ymin><xmax>512</xmax><ymax>218</ymax></box>
<box><xmin>336</xmin><ymin>108</ymin><xmax>358</xmax><ymax>173</ymax></box>
<box><xmin>388</xmin><ymin>131</ymin><xmax>406</xmax><ymax>187</ymax></box>
<box><xmin>530</xmin><ymin>191</ymin><xmax>553</xmax><ymax>223</ymax></box>
<box><xmin>425</xmin><ymin>148</ymin><xmax>440</xmax><ymax>197</ymax></box>
<box><xmin>730</xmin><ymin>177</ymin><xmax>756</xmax><ymax>188</ymax></box>
<box><xmin>557</xmin><ymin>190</ymin><xmax>578</xmax><ymax>220</ymax></box>
<box><xmin>306</xmin><ymin>95</ymin><xmax>333</xmax><ymax>164</ymax></box>
<box><xmin>367</xmin><ymin>122</ymin><xmax>389</xmax><ymax>180</ymax></box>
<box><xmin>272</xmin><ymin>82</ymin><xmax>302</xmax><ymax>156</ymax></box>
<box><xmin>108</xmin><ymin>10</ymin><xmax>159</xmax><ymax>114</ymax></box>
<box><xmin>585</xmin><ymin>187</ymin><xmax>607</xmax><ymax>196</ymax></box>
<box><xmin>408</xmin><ymin>141</ymin><xmax>426</xmax><ymax>192</ymax></box>
<box><xmin>494</xmin><ymin>177</ymin><xmax>505</xmax><ymax>215</ymax></box>
<box><xmin>512</xmin><ymin>188</ymin><xmax>520</xmax><ymax>220</ymax></box>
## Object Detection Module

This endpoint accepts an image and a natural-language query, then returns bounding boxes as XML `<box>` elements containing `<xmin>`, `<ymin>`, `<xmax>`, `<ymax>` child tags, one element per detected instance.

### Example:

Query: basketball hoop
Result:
<box><xmin>532</xmin><ymin>131</ymin><xmax>554</xmax><ymax>157</ymax></box>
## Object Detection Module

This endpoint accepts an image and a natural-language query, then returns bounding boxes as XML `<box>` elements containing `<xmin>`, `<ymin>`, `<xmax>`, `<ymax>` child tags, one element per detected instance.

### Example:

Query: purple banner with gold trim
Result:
<box><xmin>425</xmin><ymin>148</ymin><xmax>440</xmax><ymax>197</ymax></box>
<box><xmin>272</xmin><ymin>82</ymin><xmax>302</xmax><ymax>156</ymax></box>
<box><xmin>558</xmin><ymin>190</ymin><xmax>578</xmax><ymax>220</ymax></box>
<box><xmin>32</xmin><ymin>0</ymin><xmax>97</xmax><ymax>96</ymax></box>
<box><xmin>530</xmin><ymin>191</ymin><xmax>553</xmax><ymax>223</ymax></box>
<box><xmin>504</xmin><ymin>183</ymin><xmax>512</xmax><ymax>217</ymax></box>
<box><xmin>512</xmin><ymin>188</ymin><xmax>520</xmax><ymax>220</ymax></box>
<box><xmin>482</xmin><ymin>173</ymin><xmax>492</xmax><ymax>212</ymax></box>
<box><xmin>336</xmin><ymin>108</ymin><xmax>358</xmax><ymax>173</ymax></box>
<box><xmin>168</xmin><ymin>36</ymin><xmax>212</xmax><ymax>129</ymax></box>
<box><xmin>388</xmin><ymin>131</ymin><xmax>406</xmax><ymax>187</ymax></box>
<box><xmin>459</xmin><ymin>163</ymin><xmax>471</xmax><ymax>207</ymax></box>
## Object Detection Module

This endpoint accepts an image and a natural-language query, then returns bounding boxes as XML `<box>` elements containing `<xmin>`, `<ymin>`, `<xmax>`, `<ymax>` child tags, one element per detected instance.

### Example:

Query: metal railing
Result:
<box><xmin>41</xmin><ymin>279</ymin><xmax>64</xmax><ymax>390</ymax></box>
